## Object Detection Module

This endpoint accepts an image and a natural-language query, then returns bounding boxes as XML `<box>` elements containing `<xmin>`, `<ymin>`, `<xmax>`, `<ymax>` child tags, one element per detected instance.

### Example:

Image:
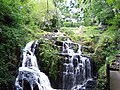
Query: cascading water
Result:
<box><xmin>15</xmin><ymin>37</ymin><xmax>95</xmax><ymax>90</ymax></box>
<box><xmin>61</xmin><ymin>39</ymin><xmax>93</xmax><ymax>90</ymax></box>
<box><xmin>15</xmin><ymin>40</ymin><xmax>54</xmax><ymax>90</ymax></box>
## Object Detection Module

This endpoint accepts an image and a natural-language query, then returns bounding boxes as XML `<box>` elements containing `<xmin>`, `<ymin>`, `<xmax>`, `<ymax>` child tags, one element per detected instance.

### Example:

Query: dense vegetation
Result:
<box><xmin>0</xmin><ymin>0</ymin><xmax>119</xmax><ymax>89</ymax></box>
<box><xmin>57</xmin><ymin>0</ymin><xmax>120</xmax><ymax>89</ymax></box>
<box><xmin>0</xmin><ymin>0</ymin><xmax>56</xmax><ymax>89</ymax></box>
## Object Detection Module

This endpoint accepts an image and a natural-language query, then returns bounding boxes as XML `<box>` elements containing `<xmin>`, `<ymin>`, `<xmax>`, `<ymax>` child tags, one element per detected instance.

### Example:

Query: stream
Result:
<box><xmin>15</xmin><ymin>38</ymin><xmax>96</xmax><ymax>90</ymax></box>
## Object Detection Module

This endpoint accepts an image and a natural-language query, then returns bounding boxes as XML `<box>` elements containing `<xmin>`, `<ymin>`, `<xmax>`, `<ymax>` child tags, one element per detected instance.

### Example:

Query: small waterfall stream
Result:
<box><xmin>15</xmin><ymin>41</ymin><xmax>54</xmax><ymax>90</ymax></box>
<box><xmin>61</xmin><ymin>39</ymin><xmax>93</xmax><ymax>90</ymax></box>
<box><xmin>15</xmin><ymin>38</ymin><xmax>95</xmax><ymax>90</ymax></box>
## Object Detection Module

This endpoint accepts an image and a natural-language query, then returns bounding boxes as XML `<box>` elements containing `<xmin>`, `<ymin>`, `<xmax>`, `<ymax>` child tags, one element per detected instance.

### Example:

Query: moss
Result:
<box><xmin>60</xmin><ymin>25</ymin><xmax>119</xmax><ymax>89</ymax></box>
<box><xmin>38</xmin><ymin>38</ymin><xmax>62</xmax><ymax>81</ymax></box>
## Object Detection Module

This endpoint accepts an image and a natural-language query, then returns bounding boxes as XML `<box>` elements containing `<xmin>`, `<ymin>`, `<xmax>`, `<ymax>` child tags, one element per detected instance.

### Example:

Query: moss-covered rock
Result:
<box><xmin>60</xmin><ymin>25</ymin><xmax>119</xmax><ymax>89</ymax></box>
<box><xmin>36</xmin><ymin>35</ymin><xmax>66</xmax><ymax>88</ymax></box>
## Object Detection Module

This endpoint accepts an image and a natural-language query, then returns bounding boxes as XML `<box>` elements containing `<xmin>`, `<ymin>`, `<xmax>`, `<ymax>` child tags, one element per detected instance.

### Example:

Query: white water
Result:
<box><xmin>61</xmin><ymin>39</ymin><xmax>93</xmax><ymax>90</ymax></box>
<box><xmin>15</xmin><ymin>41</ymin><xmax>54</xmax><ymax>90</ymax></box>
<box><xmin>15</xmin><ymin>39</ymin><xmax>94</xmax><ymax>90</ymax></box>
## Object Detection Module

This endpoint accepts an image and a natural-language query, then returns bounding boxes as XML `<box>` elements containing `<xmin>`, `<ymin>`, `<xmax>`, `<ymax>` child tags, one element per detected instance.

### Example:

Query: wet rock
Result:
<box><xmin>86</xmin><ymin>80</ymin><xmax>97</xmax><ymax>89</ymax></box>
<box><xmin>55</xmin><ymin>41</ymin><xmax>63</xmax><ymax>46</ymax></box>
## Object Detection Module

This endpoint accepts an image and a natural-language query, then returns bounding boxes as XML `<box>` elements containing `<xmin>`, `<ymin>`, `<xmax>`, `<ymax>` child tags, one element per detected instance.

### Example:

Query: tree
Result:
<box><xmin>0</xmin><ymin>0</ymin><xmax>56</xmax><ymax>88</ymax></box>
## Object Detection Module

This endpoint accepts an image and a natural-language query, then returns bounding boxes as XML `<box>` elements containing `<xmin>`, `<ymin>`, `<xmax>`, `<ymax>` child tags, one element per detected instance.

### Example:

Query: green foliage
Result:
<box><xmin>38</xmin><ymin>39</ymin><xmax>61</xmax><ymax>80</ymax></box>
<box><xmin>0</xmin><ymin>24</ymin><xmax>30</xmax><ymax>86</ymax></box>
<box><xmin>0</xmin><ymin>0</ymin><xmax>57</xmax><ymax>87</ymax></box>
<box><xmin>60</xmin><ymin>27</ymin><xmax>82</xmax><ymax>42</ymax></box>
<box><xmin>97</xmin><ymin>65</ymin><xmax>106</xmax><ymax>90</ymax></box>
<box><xmin>72</xmin><ymin>22</ymin><xmax>81</xmax><ymax>27</ymax></box>
<box><xmin>63</xmin><ymin>22</ymin><xmax>72</xmax><ymax>27</ymax></box>
<box><xmin>0</xmin><ymin>0</ymin><xmax>57</xmax><ymax>30</ymax></box>
<box><xmin>76</xmin><ymin>2</ymin><xmax>120</xmax><ymax>89</ymax></box>
<box><xmin>78</xmin><ymin>0</ymin><xmax>115</xmax><ymax>26</ymax></box>
<box><xmin>63</xmin><ymin>22</ymin><xmax>81</xmax><ymax>27</ymax></box>
<box><xmin>0</xmin><ymin>0</ymin><xmax>119</xmax><ymax>89</ymax></box>
<box><xmin>60</xmin><ymin>24</ymin><xmax>119</xmax><ymax>89</ymax></box>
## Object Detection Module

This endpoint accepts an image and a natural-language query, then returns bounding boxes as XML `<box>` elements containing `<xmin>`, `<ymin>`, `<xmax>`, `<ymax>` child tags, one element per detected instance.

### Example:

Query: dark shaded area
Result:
<box><xmin>86</xmin><ymin>80</ymin><xmax>97</xmax><ymax>90</ymax></box>
<box><xmin>23</xmin><ymin>80</ymin><xmax>31</xmax><ymax>90</ymax></box>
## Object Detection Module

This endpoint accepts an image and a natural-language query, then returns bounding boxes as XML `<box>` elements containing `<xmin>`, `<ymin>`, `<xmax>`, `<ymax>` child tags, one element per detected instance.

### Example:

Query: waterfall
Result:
<box><xmin>61</xmin><ymin>39</ymin><xmax>93</xmax><ymax>90</ymax></box>
<box><xmin>15</xmin><ymin>39</ymin><xmax>95</xmax><ymax>90</ymax></box>
<box><xmin>15</xmin><ymin>41</ymin><xmax>54</xmax><ymax>90</ymax></box>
